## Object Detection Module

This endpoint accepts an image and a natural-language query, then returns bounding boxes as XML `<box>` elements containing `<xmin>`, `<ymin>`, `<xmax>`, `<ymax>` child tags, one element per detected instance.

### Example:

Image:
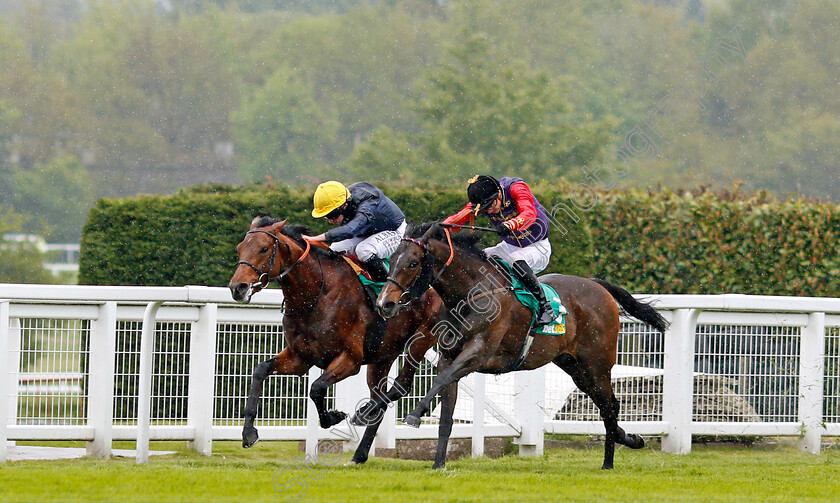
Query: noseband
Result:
<box><xmin>386</xmin><ymin>230</ymin><xmax>454</xmax><ymax>306</ymax></box>
<box><xmin>237</xmin><ymin>230</ymin><xmax>324</xmax><ymax>315</ymax></box>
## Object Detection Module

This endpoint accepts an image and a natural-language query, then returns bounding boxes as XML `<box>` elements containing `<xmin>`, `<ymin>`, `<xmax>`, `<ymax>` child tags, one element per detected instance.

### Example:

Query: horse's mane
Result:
<box><xmin>253</xmin><ymin>216</ymin><xmax>338</xmax><ymax>258</ymax></box>
<box><xmin>406</xmin><ymin>222</ymin><xmax>487</xmax><ymax>260</ymax></box>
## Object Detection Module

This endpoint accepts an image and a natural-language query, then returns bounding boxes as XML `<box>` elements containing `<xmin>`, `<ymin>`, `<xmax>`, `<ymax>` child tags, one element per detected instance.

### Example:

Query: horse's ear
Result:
<box><xmin>249</xmin><ymin>216</ymin><xmax>262</xmax><ymax>230</ymax></box>
<box><xmin>268</xmin><ymin>219</ymin><xmax>287</xmax><ymax>234</ymax></box>
<box><xmin>420</xmin><ymin>221</ymin><xmax>441</xmax><ymax>243</ymax></box>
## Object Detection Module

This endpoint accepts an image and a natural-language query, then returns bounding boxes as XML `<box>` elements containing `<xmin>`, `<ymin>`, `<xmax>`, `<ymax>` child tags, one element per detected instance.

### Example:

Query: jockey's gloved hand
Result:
<box><xmin>495</xmin><ymin>222</ymin><xmax>513</xmax><ymax>237</ymax></box>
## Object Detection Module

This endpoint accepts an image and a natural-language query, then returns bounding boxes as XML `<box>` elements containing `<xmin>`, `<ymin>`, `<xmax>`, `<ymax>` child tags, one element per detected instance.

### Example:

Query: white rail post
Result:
<box><xmin>662</xmin><ymin>308</ymin><xmax>698</xmax><ymax>455</ymax></box>
<box><xmin>188</xmin><ymin>303</ymin><xmax>217</xmax><ymax>456</ymax></box>
<box><xmin>137</xmin><ymin>301</ymin><xmax>163</xmax><ymax>465</ymax></box>
<box><xmin>0</xmin><ymin>301</ymin><xmax>9</xmax><ymax>463</ymax></box>
<box><xmin>514</xmin><ymin>366</ymin><xmax>545</xmax><ymax>456</ymax></box>
<box><xmin>87</xmin><ymin>301</ymin><xmax>118</xmax><ymax>458</ymax></box>
<box><xmin>4</xmin><ymin>314</ymin><xmax>20</xmax><ymax>456</ymax></box>
<box><xmin>472</xmin><ymin>373</ymin><xmax>486</xmax><ymax>457</ymax></box>
<box><xmin>305</xmin><ymin>366</ymin><xmax>321</xmax><ymax>458</ymax></box>
<box><xmin>799</xmin><ymin>311</ymin><xmax>825</xmax><ymax>454</ymax></box>
<box><xmin>375</xmin><ymin>362</ymin><xmax>398</xmax><ymax>451</ymax></box>
<box><xmin>334</xmin><ymin>366</ymin><xmax>367</xmax><ymax>453</ymax></box>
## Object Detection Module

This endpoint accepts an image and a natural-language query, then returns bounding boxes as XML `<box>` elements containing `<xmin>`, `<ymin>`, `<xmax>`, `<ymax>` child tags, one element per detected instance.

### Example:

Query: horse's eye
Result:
<box><xmin>409</xmin><ymin>260</ymin><xmax>419</xmax><ymax>268</ymax></box>
<box><xmin>261</xmin><ymin>247</ymin><xmax>269</xmax><ymax>253</ymax></box>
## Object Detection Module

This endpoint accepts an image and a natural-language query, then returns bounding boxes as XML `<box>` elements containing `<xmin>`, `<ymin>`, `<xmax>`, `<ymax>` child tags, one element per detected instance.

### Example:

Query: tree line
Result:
<box><xmin>0</xmin><ymin>0</ymin><xmax>837</xmax><ymax>252</ymax></box>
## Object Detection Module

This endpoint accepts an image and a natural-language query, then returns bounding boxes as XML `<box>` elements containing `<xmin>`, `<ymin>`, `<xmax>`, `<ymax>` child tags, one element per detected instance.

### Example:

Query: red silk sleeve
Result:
<box><xmin>442</xmin><ymin>203</ymin><xmax>473</xmax><ymax>228</ymax></box>
<box><xmin>504</xmin><ymin>182</ymin><xmax>538</xmax><ymax>231</ymax></box>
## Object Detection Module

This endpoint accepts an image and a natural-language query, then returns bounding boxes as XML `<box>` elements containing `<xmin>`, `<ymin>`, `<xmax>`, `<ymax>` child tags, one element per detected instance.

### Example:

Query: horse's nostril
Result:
<box><xmin>380</xmin><ymin>300</ymin><xmax>399</xmax><ymax>318</ymax></box>
<box><xmin>230</xmin><ymin>283</ymin><xmax>248</xmax><ymax>298</ymax></box>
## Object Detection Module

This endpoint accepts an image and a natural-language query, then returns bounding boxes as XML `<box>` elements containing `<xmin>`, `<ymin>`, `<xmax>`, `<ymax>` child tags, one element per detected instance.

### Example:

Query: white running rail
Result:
<box><xmin>1</xmin><ymin>285</ymin><xmax>838</xmax><ymax>464</ymax></box>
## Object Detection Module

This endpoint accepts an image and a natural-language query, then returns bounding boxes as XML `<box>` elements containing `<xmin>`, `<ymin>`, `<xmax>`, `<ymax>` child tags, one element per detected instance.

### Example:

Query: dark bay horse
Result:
<box><xmin>376</xmin><ymin>222</ymin><xmax>668</xmax><ymax>470</ymax></box>
<box><xmin>229</xmin><ymin>216</ymin><xmax>443</xmax><ymax>465</ymax></box>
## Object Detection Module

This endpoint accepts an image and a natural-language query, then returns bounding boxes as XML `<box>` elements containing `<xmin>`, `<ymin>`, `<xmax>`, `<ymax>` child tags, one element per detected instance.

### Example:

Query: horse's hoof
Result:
<box><xmin>320</xmin><ymin>410</ymin><xmax>347</xmax><ymax>429</ymax></box>
<box><xmin>432</xmin><ymin>462</ymin><xmax>445</xmax><ymax>470</ymax></box>
<box><xmin>346</xmin><ymin>455</ymin><xmax>367</xmax><ymax>466</ymax></box>
<box><xmin>352</xmin><ymin>407</ymin><xmax>384</xmax><ymax>427</ymax></box>
<box><xmin>625</xmin><ymin>434</ymin><xmax>645</xmax><ymax>449</ymax></box>
<box><xmin>350</xmin><ymin>410</ymin><xmax>370</xmax><ymax>426</ymax></box>
<box><xmin>351</xmin><ymin>401</ymin><xmax>379</xmax><ymax>426</ymax></box>
<box><xmin>242</xmin><ymin>428</ymin><xmax>260</xmax><ymax>448</ymax></box>
<box><xmin>403</xmin><ymin>415</ymin><xmax>421</xmax><ymax>428</ymax></box>
<box><xmin>350</xmin><ymin>413</ymin><xmax>377</xmax><ymax>427</ymax></box>
<box><xmin>601</xmin><ymin>463</ymin><xmax>614</xmax><ymax>470</ymax></box>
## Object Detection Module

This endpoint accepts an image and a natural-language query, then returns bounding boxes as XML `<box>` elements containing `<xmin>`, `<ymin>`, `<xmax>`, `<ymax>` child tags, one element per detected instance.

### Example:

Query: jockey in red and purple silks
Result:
<box><xmin>444</xmin><ymin>175</ymin><xmax>555</xmax><ymax>326</ymax></box>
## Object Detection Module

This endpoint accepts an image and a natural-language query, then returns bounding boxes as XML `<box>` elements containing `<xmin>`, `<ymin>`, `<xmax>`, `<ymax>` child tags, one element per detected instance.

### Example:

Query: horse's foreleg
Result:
<box><xmin>242</xmin><ymin>349</ymin><xmax>307</xmax><ymax>448</ymax></box>
<box><xmin>384</xmin><ymin>327</ymin><xmax>436</xmax><ymax>403</ymax></box>
<box><xmin>310</xmin><ymin>352</ymin><xmax>362</xmax><ymax>429</ymax></box>
<box><xmin>348</xmin><ymin>362</ymin><xmax>391</xmax><ymax>465</ymax></box>
<box><xmin>404</xmin><ymin>338</ymin><xmax>485</xmax><ymax>427</ymax></box>
<box><xmin>352</xmin><ymin>328</ymin><xmax>436</xmax><ymax>426</ymax></box>
<box><xmin>433</xmin><ymin>377</ymin><xmax>458</xmax><ymax>470</ymax></box>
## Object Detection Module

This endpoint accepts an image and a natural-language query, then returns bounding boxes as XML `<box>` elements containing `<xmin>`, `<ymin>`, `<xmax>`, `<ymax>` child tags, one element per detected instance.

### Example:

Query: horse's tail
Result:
<box><xmin>592</xmin><ymin>278</ymin><xmax>669</xmax><ymax>334</ymax></box>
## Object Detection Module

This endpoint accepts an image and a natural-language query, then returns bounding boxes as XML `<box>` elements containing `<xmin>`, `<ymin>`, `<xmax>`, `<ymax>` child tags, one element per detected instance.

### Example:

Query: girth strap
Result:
<box><xmin>512</xmin><ymin>330</ymin><xmax>536</xmax><ymax>371</ymax></box>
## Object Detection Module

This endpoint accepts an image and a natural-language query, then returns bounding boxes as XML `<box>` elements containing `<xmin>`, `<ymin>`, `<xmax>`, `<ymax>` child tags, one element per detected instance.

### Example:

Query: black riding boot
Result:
<box><xmin>362</xmin><ymin>256</ymin><xmax>389</xmax><ymax>283</ymax></box>
<box><xmin>512</xmin><ymin>260</ymin><xmax>555</xmax><ymax>327</ymax></box>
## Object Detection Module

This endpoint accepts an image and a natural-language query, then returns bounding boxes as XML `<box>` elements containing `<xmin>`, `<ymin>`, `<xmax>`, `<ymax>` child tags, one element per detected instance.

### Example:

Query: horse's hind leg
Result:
<box><xmin>242</xmin><ymin>349</ymin><xmax>308</xmax><ymax>448</ymax></box>
<box><xmin>352</xmin><ymin>328</ymin><xmax>436</xmax><ymax>426</ymax></box>
<box><xmin>351</xmin><ymin>362</ymin><xmax>414</xmax><ymax>426</ymax></box>
<box><xmin>349</xmin><ymin>361</ymin><xmax>392</xmax><ymax>465</ymax></box>
<box><xmin>554</xmin><ymin>353</ymin><xmax>624</xmax><ymax>469</ymax></box>
<box><xmin>611</xmin><ymin>391</ymin><xmax>644</xmax><ymax>449</ymax></box>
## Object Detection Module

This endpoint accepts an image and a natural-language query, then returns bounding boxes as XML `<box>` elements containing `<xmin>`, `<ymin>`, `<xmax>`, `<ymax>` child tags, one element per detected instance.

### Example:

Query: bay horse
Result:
<box><xmin>376</xmin><ymin>222</ymin><xmax>668</xmax><ymax>470</ymax></box>
<box><xmin>229</xmin><ymin>216</ymin><xmax>443</xmax><ymax>465</ymax></box>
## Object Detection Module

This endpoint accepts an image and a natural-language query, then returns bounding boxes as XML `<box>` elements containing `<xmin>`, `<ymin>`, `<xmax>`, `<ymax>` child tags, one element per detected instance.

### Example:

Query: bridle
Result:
<box><xmin>386</xmin><ymin>228</ymin><xmax>455</xmax><ymax>307</ymax></box>
<box><xmin>237</xmin><ymin>230</ymin><xmax>310</xmax><ymax>286</ymax></box>
<box><xmin>236</xmin><ymin>229</ymin><xmax>325</xmax><ymax>316</ymax></box>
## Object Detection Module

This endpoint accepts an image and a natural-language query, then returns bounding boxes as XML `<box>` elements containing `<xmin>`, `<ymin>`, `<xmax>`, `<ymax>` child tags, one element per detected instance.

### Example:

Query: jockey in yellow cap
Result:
<box><xmin>304</xmin><ymin>181</ymin><xmax>406</xmax><ymax>282</ymax></box>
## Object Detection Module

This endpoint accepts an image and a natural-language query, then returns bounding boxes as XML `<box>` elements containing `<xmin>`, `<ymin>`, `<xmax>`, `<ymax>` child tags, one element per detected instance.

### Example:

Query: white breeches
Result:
<box><xmin>329</xmin><ymin>220</ymin><xmax>408</xmax><ymax>262</ymax></box>
<box><xmin>483</xmin><ymin>238</ymin><xmax>551</xmax><ymax>273</ymax></box>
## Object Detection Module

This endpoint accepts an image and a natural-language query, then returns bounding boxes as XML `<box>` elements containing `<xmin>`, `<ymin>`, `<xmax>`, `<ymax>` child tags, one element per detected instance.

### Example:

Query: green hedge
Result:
<box><xmin>79</xmin><ymin>183</ymin><xmax>593</xmax><ymax>286</ymax></box>
<box><xmin>586</xmin><ymin>188</ymin><xmax>840</xmax><ymax>296</ymax></box>
<box><xmin>80</xmin><ymin>183</ymin><xmax>840</xmax><ymax>296</ymax></box>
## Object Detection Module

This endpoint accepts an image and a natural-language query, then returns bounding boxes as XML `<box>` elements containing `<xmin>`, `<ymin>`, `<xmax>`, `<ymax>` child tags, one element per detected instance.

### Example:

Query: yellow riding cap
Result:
<box><xmin>312</xmin><ymin>181</ymin><xmax>351</xmax><ymax>218</ymax></box>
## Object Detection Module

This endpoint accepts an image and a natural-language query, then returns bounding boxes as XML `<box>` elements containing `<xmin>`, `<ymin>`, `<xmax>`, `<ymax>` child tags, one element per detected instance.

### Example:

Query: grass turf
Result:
<box><xmin>1</xmin><ymin>440</ymin><xmax>838</xmax><ymax>502</ymax></box>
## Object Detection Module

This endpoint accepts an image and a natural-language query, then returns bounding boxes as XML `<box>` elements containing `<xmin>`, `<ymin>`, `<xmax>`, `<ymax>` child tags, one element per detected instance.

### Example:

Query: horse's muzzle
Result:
<box><xmin>230</xmin><ymin>282</ymin><xmax>254</xmax><ymax>304</ymax></box>
<box><xmin>376</xmin><ymin>299</ymin><xmax>399</xmax><ymax>319</ymax></box>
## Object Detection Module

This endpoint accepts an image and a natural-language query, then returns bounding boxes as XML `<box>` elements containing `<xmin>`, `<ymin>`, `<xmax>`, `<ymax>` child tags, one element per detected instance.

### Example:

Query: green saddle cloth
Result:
<box><xmin>357</xmin><ymin>258</ymin><xmax>389</xmax><ymax>296</ymax></box>
<box><xmin>495</xmin><ymin>260</ymin><xmax>567</xmax><ymax>336</ymax></box>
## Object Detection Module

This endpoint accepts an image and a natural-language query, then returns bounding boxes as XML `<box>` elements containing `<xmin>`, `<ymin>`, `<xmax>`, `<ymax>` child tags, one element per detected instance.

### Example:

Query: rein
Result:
<box><xmin>237</xmin><ymin>230</ymin><xmax>325</xmax><ymax>316</ymax></box>
<box><xmin>439</xmin><ymin>222</ymin><xmax>499</xmax><ymax>233</ymax></box>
